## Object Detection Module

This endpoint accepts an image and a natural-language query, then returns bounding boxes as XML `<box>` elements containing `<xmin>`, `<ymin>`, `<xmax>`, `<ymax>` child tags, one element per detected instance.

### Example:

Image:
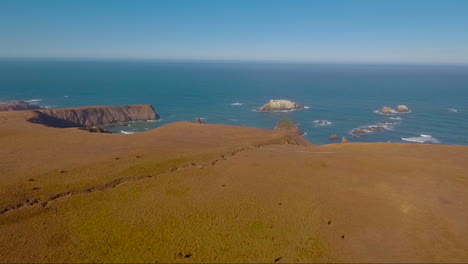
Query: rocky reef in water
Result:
<box><xmin>351</xmin><ymin>125</ymin><xmax>386</xmax><ymax>137</ymax></box>
<box><xmin>258</xmin><ymin>99</ymin><xmax>305</xmax><ymax>112</ymax></box>
<box><xmin>28</xmin><ymin>105</ymin><xmax>159</xmax><ymax>128</ymax></box>
<box><xmin>0</xmin><ymin>102</ymin><xmax>43</xmax><ymax>111</ymax></box>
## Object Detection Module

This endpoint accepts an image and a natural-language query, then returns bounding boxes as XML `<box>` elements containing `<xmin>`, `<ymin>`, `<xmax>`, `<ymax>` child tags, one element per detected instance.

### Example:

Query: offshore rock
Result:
<box><xmin>396</xmin><ymin>105</ymin><xmax>410</xmax><ymax>113</ymax></box>
<box><xmin>259</xmin><ymin>99</ymin><xmax>305</xmax><ymax>112</ymax></box>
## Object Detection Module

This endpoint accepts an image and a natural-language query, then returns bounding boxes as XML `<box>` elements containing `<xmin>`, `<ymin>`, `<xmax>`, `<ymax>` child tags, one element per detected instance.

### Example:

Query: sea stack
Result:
<box><xmin>342</xmin><ymin>137</ymin><xmax>349</xmax><ymax>143</ymax></box>
<box><xmin>396</xmin><ymin>105</ymin><xmax>410</xmax><ymax>113</ymax></box>
<box><xmin>274</xmin><ymin>119</ymin><xmax>304</xmax><ymax>136</ymax></box>
<box><xmin>28</xmin><ymin>104</ymin><xmax>159</xmax><ymax>128</ymax></box>
<box><xmin>259</xmin><ymin>99</ymin><xmax>305</xmax><ymax>112</ymax></box>
<box><xmin>329</xmin><ymin>134</ymin><xmax>339</xmax><ymax>140</ymax></box>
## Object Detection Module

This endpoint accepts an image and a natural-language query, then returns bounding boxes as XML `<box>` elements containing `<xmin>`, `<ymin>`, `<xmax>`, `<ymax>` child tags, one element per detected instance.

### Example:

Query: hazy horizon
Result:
<box><xmin>1</xmin><ymin>0</ymin><xmax>468</xmax><ymax>64</ymax></box>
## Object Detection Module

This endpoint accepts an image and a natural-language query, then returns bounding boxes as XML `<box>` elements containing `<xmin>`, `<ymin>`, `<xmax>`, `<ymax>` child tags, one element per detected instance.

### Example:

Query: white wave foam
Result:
<box><xmin>43</xmin><ymin>105</ymin><xmax>56</xmax><ymax>109</ymax></box>
<box><xmin>402</xmin><ymin>134</ymin><xmax>440</xmax><ymax>144</ymax></box>
<box><xmin>194</xmin><ymin>117</ymin><xmax>207</xmax><ymax>120</ymax></box>
<box><xmin>231</xmin><ymin>102</ymin><xmax>243</xmax><ymax>106</ymax></box>
<box><xmin>64</xmin><ymin>95</ymin><xmax>69</xmax><ymax>98</ymax></box>
<box><xmin>120</xmin><ymin>130</ymin><xmax>135</xmax><ymax>135</ymax></box>
<box><xmin>390</xmin><ymin>116</ymin><xmax>402</xmax><ymax>120</ymax></box>
<box><xmin>448</xmin><ymin>108</ymin><xmax>458</xmax><ymax>113</ymax></box>
<box><xmin>252</xmin><ymin>108</ymin><xmax>301</xmax><ymax>113</ymax></box>
<box><xmin>304</xmin><ymin>106</ymin><xmax>311</xmax><ymax>109</ymax></box>
<box><xmin>302</xmin><ymin>132</ymin><xmax>308</xmax><ymax>136</ymax></box>
<box><xmin>24</xmin><ymin>98</ymin><xmax>42</xmax><ymax>104</ymax></box>
<box><xmin>146</xmin><ymin>119</ymin><xmax>159</xmax><ymax>122</ymax></box>
<box><xmin>313</xmin><ymin>120</ymin><xmax>332</xmax><ymax>126</ymax></box>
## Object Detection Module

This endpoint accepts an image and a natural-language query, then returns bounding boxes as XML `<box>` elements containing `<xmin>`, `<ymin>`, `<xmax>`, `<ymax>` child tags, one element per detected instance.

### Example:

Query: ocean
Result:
<box><xmin>1</xmin><ymin>59</ymin><xmax>467</xmax><ymax>145</ymax></box>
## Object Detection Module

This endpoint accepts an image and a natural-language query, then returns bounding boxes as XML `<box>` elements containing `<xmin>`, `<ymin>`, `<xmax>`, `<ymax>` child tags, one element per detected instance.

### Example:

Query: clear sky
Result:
<box><xmin>1</xmin><ymin>0</ymin><xmax>468</xmax><ymax>64</ymax></box>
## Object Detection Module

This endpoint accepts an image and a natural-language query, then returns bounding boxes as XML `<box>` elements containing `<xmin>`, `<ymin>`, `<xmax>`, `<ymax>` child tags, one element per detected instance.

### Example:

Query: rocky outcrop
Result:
<box><xmin>193</xmin><ymin>118</ymin><xmax>205</xmax><ymax>124</ymax></box>
<box><xmin>28</xmin><ymin>105</ymin><xmax>159</xmax><ymax>128</ymax></box>
<box><xmin>351</xmin><ymin>125</ymin><xmax>386</xmax><ymax>137</ymax></box>
<box><xmin>342</xmin><ymin>137</ymin><xmax>349</xmax><ymax>143</ymax></box>
<box><xmin>329</xmin><ymin>134</ymin><xmax>339</xmax><ymax>140</ymax></box>
<box><xmin>396</xmin><ymin>105</ymin><xmax>410</xmax><ymax>113</ymax></box>
<box><xmin>379</xmin><ymin>106</ymin><xmax>394</xmax><ymax>115</ymax></box>
<box><xmin>0</xmin><ymin>102</ymin><xmax>42</xmax><ymax>111</ymax></box>
<box><xmin>259</xmin><ymin>100</ymin><xmax>305</xmax><ymax>112</ymax></box>
<box><xmin>378</xmin><ymin>105</ymin><xmax>410</xmax><ymax>114</ymax></box>
<box><xmin>274</xmin><ymin>119</ymin><xmax>304</xmax><ymax>136</ymax></box>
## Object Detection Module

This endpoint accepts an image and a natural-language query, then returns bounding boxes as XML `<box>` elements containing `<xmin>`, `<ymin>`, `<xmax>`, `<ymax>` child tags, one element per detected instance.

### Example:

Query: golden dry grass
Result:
<box><xmin>0</xmin><ymin>110</ymin><xmax>467</xmax><ymax>263</ymax></box>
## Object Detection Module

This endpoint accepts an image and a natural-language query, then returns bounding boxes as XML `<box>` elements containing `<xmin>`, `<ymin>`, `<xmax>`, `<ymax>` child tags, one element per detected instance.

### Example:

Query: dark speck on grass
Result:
<box><xmin>60</xmin><ymin>170</ymin><xmax>66</xmax><ymax>173</ymax></box>
<box><xmin>184</xmin><ymin>253</ymin><xmax>193</xmax><ymax>258</ymax></box>
<box><xmin>222</xmin><ymin>185</ymin><xmax>226</xmax><ymax>187</ymax></box>
<box><xmin>136</xmin><ymin>155</ymin><xmax>141</xmax><ymax>158</ymax></box>
<box><xmin>328</xmin><ymin>221</ymin><xmax>332</xmax><ymax>225</ymax></box>
<box><xmin>278</xmin><ymin>203</ymin><xmax>282</xmax><ymax>205</ymax></box>
<box><xmin>341</xmin><ymin>235</ymin><xmax>345</xmax><ymax>239</ymax></box>
<box><xmin>274</xmin><ymin>256</ymin><xmax>282</xmax><ymax>263</ymax></box>
<box><xmin>33</xmin><ymin>187</ymin><xmax>40</xmax><ymax>191</ymax></box>
<box><xmin>28</xmin><ymin>178</ymin><xmax>35</xmax><ymax>182</ymax></box>
<box><xmin>115</xmin><ymin>157</ymin><xmax>120</xmax><ymax>160</ymax></box>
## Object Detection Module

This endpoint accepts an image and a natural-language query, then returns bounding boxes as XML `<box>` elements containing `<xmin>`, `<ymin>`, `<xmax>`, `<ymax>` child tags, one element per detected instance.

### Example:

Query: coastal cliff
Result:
<box><xmin>0</xmin><ymin>102</ymin><xmax>42</xmax><ymax>111</ymax></box>
<box><xmin>28</xmin><ymin>104</ymin><xmax>159</xmax><ymax>127</ymax></box>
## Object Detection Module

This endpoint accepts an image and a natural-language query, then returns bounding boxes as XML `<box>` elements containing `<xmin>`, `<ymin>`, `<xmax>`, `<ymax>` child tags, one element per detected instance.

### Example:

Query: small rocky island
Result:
<box><xmin>258</xmin><ymin>99</ymin><xmax>305</xmax><ymax>112</ymax></box>
<box><xmin>379</xmin><ymin>105</ymin><xmax>410</xmax><ymax>114</ymax></box>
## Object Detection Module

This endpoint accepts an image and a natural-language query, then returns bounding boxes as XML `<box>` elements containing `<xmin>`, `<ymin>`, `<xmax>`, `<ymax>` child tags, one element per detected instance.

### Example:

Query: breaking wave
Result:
<box><xmin>402</xmin><ymin>134</ymin><xmax>440</xmax><ymax>144</ymax></box>
<box><xmin>313</xmin><ymin>120</ymin><xmax>332</xmax><ymax>126</ymax></box>
<box><xmin>24</xmin><ymin>99</ymin><xmax>42</xmax><ymax>104</ymax></box>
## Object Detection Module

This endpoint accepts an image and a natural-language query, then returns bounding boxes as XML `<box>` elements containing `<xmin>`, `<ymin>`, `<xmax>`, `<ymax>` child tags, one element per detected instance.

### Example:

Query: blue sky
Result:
<box><xmin>1</xmin><ymin>0</ymin><xmax>467</xmax><ymax>64</ymax></box>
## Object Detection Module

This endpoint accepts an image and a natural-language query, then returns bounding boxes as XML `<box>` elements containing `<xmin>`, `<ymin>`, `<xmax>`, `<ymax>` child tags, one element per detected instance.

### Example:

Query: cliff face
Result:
<box><xmin>28</xmin><ymin>104</ymin><xmax>159</xmax><ymax>128</ymax></box>
<box><xmin>0</xmin><ymin>102</ymin><xmax>42</xmax><ymax>111</ymax></box>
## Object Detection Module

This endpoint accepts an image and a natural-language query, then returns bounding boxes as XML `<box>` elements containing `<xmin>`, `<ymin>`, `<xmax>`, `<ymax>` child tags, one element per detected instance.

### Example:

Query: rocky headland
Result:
<box><xmin>274</xmin><ymin>119</ymin><xmax>304</xmax><ymax>135</ymax></box>
<box><xmin>0</xmin><ymin>101</ymin><xmax>42</xmax><ymax>111</ymax></box>
<box><xmin>258</xmin><ymin>99</ymin><xmax>305</xmax><ymax>112</ymax></box>
<box><xmin>28</xmin><ymin>104</ymin><xmax>159</xmax><ymax>128</ymax></box>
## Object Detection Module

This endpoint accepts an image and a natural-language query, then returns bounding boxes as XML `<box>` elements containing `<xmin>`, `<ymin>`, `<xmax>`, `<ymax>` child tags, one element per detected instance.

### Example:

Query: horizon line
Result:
<box><xmin>1</xmin><ymin>56</ymin><xmax>468</xmax><ymax>67</ymax></box>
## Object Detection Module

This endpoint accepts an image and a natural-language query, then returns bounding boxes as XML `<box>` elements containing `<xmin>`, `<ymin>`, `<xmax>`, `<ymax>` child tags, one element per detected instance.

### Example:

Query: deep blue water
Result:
<box><xmin>1</xmin><ymin>60</ymin><xmax>467</xmax><ymax>145</ymax></box>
